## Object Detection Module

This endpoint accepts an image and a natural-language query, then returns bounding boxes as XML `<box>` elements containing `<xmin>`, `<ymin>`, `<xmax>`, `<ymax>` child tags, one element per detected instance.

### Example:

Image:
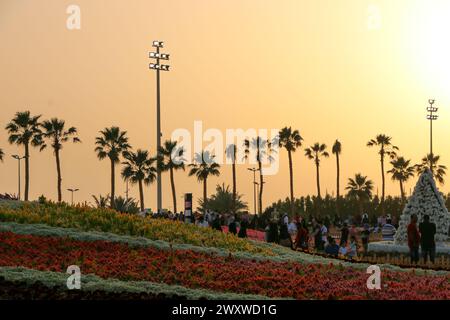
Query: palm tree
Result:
<box><xmin>244</xmin><ymin>137</ymin><xmax>275</xmax><ymax>214</ymax></box>
<box><xmin>346</xmin><ymin>173</ymin><xmax>374</xmax><ymax>215</ymax></box>
<box><xmin>95</xmin><ymin>127</ymin><xmax>131</xmax><ymax>209</ymax></box>
<box><xmin>5</xmin><ymin>111</ymin><xmax>43</xmax><ymax>201</ymax></box>
<box><xmin>367</xmin><ymin>134</ymin><xmax>398</xmax><ymax>213</ymax></box>
<box><xmin>278</xmin><ymin>127</ymin><xmax>303</xmax><ymax>215</ymax></box>
<box><xmin>188</xmin><ymin>150</ymin><xmax>221</xmax><ymax>213</ymax></box>
<box><xmin>199</xmin><ymin>184</ymin><xmax>248</xmax><ymax>214</ymax></box>
<box><xmin>304</xmin><ymin>143</ymin><xmax>329</xmax><ymax>199</ymax></box>
<box><xmin>415</xmin><ymin>153</ymin><xmax>447</xmax><ymax>185</ymax></box>
<box><xmin>159</xmin><ymin>140</ymin><xmax>185</xmax><ymax>213</ymax></box>
<box><xmin>40</xmin><ymin>118</ymin><xmax>81</xmax><ymax>202</ymax></box>
<box><xmin>225</xmin><ymin>144</ymin><xmax>238</xmax><ymax>213</ymax></box>
<box><xmin>122</xmin><ymin>149</ymin><xmax>157</xmax><ymax>212</ymax></box>
<box><xmin>332</xmin><ymin>140</ymin><xmax>342</xmax><ymax>199</ymax></box>
<box><xmin>387</xmin><ymin>156</ymin><xmax>415</xmax><ymax>202</ymax></box>
<box><xmin>0</xmin><ymin>148</ymin><xmax>4</xmax><ymax>162</ymax></box>
<box><xmin>92</xmin><ymin>194</ymin><xmax>110</xmax><ymax>208</ymax></box>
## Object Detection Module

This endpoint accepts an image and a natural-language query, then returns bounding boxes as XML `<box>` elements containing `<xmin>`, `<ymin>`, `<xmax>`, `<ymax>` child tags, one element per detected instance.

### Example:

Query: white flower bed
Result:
<box><xmin>369</xmin><ymin>241</ymin><xmax>450</xmax><ymax>254</ymax></box>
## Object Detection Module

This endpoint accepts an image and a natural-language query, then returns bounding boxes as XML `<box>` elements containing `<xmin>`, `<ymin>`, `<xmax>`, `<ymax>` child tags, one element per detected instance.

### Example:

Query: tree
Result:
<box><xmin>367</xmin><ymin>134</ymin><xmax>398</xmax><ymax>214</ymax></box>
<box><xmin>244</xmin><ymin>137</ymin><xmax>275</xmax><ymax>214</ymax></box>
<box><xmin>188</xmin><ymin>150</ymin><xmax>221</xmax><ymax>213</ymax></box>
<box><xmin>92</xmin><ymin>194</ymin><xmax>110</xmax><ymax>208</ymax></box>
<box><xmin>278</xmin><ymin>127</ymin><xmax>303</xmax><ymax>215</ymax></box>
<box><xmin>121</xmin><ymin>149</ymin><xmax>156</xmax><ymax>212</ymax></box>
<box><xmin>198</xmin><ymin>184</ymin><xmax>248</xmax><ymax>214</ymax></box>
<box><xmin>95</xmin><ymin>127</ymin><xmax>131</xmax><ymax>209</ymax></box>
<box><xmin>113</xmin><ymin>196</ymin><xmax>140</xmax><ymax>214</ymax></box>
<box><xmin>304</xmin><ymin>143</ymin><xmax>329</xmax><ymax>199</ymax></box>
<box><xmin>346</xmin><ymin>173</ymin><xmax>374</xmax><ymax>215</ymax></box>
<box><xmin>158</xmin><ymin>140</ymin><xmax>185</xmax><ymax>213</ymax></box>
<box><xmin>5</xmin><ymin>111</ymin><xmax>43</xmax><ymax>201</ymax></box>
<box><xmin>415</xmin><ymin>153</ymin><xmax>447</xmax><ymax>185</ymax></box>
<box><xmin>0</xmin><ymin>148</ymin><xmax>4</xmax><ymax>162</ymax></box>
<box><xmin>40</xmin><ymin>118</ymin><xmax>81</xmax><ymax>202</ymax></box>
<box><xmin>225</xmin><ymin>144</ymin><xmax>238</xmax><ymax>213</ymax></box>
<box><xmin>332</xmin><ymin>140</ymin><xmax>342</xmax><ymax>199</ymax></box>
<box><xmin>387</xmin><ymin>156</ymin><xmax>415</xmax><ymax>202</ymax></box>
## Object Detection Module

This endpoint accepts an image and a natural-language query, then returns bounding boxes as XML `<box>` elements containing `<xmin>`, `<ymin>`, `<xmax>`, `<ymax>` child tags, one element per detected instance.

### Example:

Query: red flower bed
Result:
<box><xmin>0</xmin><ymin>231</ymin><xmax>449</xmax><ymax>300</ymax></box>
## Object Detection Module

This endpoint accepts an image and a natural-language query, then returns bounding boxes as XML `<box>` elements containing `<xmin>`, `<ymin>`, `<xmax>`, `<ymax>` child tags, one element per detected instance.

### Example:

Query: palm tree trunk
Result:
<box><xmin>55</xmin><ymin>149</ymin><xmax>62</xmax><ymax>202</ymax></box>
<box><xmin>169</xmin><ymin>167</ymin><xmax>177</xmax><ymax>213</ymax></box>
<box><xmin>110</xmin><ymin>159</ymin><xmax>115</xmax><ymax>209</ymax></box>
<box><xmin>203</xmin><ymin>178</ymin><xmax>207</xmax><ymax>213</ymax></box>
<box><xmin>335</xmin><ymin>153</ymin><xmax>340</xmax><ymax>215</ymax></box>
<box><xmin>258</xmin><ymin>160</ymin><xmax>263</xmax><ymax>215</ymax></box>
<box><xmin>316</xmin><ymin>159</ymin><xmax>321</xmax><ymax>199</ymax></box>
<box><xmin>399</xmin><ymin>180</ymin><xmax>405</xmax><ymax>203</ymax></box>
<box><xmin>380</xmin><ymin>154</ymin><xmax>385</xmax><ymax>214</ymax></box>
<box><xmin>336</xmin><ymin>153</ymin><xmax>340</xmax><ymax>199</ymax></box>
<box><xmin>288</xmin><ymin>150</ymin><xmax>294</xmax><ymax>215</ymax></box>
<box><xmin>232</xmin><ymin>160</ymin><xmax>236</xmax><ymax>213</ymax></box>
<box><xmin>138</xmin><ymin>179</ymin><xmax>144</xmax><ymax>212</ymax></box>
<box><xmin>24</xmin><ymin>143</ymin><xmax>30</xmax><ymax>201</ymax></box>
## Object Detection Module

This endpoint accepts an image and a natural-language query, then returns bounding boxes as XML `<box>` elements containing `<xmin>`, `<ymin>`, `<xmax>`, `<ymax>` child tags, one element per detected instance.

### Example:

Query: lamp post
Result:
<box><xmin>11</xmin><ymin>155</ymin><xmax>26</xmax><ymax>200</ymax></box>
<box><xmin>427</xmin><ymin>99</ymin><xmax>438</xmax><ymax>169</ymax></box>
<box><xmin>67</xmin><ymin>188</ymin><xmax>79</xmax><ymax>205</ymax></box>
<box><xmin>247</xmin><ymin>168</ymin><xmax>260</xmax><ymax>215</ymax></box>
<box><xmin>149</xmin><ymin>40</ymin><xmax>170</xmax><ymax>213</ymax></box>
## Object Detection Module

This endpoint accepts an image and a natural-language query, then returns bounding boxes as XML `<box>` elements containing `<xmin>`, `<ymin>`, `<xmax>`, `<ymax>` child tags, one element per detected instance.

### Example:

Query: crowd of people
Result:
<box><xmin>148</xmin><ymin>209</ymin><xmax>440</xmax><ymax>264</ymax></box>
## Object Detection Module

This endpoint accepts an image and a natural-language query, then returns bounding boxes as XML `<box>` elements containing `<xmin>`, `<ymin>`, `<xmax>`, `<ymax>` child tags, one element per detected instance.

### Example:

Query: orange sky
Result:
<box><xmin>1</xmin><ymin>0</ymin><xmax>450</xmax><ymax>211</ymax></box>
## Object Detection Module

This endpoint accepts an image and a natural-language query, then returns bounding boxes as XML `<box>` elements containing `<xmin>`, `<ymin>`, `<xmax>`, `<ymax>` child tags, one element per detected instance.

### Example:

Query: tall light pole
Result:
<box><xmin>11</xmin><ymin>155</ymin><xmax>26</xmax><ymax>200</ymax></box>
<box><xmin>149</xmin><ymin>40</ymin><xmax>170</xmax><ymax>213</ymax></box>
<box><xmin>248</xmin><ymin>168</ymin><xmax>260</xmax><ymax>215</ymax></box>
<box><xmin>427</xmin><ymin>99</ymin><xmax>438</xmax><ymax>169</ymax></box>
<box><xmin>67</xmin><ymin>188</ymin><xmax>79</xmax><ymax>205</ymax></box>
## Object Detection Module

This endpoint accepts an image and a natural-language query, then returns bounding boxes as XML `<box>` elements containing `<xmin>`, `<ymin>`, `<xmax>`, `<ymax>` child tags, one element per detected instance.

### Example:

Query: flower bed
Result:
<box><xmin>1</xmin><ymin>231</ymin><xmax>448</xmax><ymax>300</ymax></box>
<box><xmin>0</xmin><ymin>203</ymin><xmax>270</xmax><ymax>255</ymax></box>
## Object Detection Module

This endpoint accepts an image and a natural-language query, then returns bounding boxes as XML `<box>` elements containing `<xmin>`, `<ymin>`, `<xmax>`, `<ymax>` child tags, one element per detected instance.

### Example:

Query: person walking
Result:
<box><xmin>407</xmin><ymin>214</ymin><xmax>420</xmax><ymax>264</ymax></box>
<box><xmin>419</xmin><ymin>215</ymin><xmax>436</xmax><ymax>264</ymax></box>
<box><xmin>313</xmin><ymin>219</ymin><xmax>323</xmax><ymax>251</ymax></box>
<box><xmin>360</xmin><ymin>224</ymin><xmax>370</xmax><ymax>255</ymax></box>
<box><xmin>340</xmin><ymin>223</ymin><xmax>349</xmax><ymax>246</ymax></box>
<box><xmin>295</xmin><ymin>220</ymin><xmax>309</xmax><ymax>250</ymax></box>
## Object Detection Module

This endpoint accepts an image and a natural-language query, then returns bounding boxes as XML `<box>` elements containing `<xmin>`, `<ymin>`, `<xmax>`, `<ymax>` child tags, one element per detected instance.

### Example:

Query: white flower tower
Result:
<box><xmin>395</xmin><ymin>168</ymin><xmax>450</xmax><ymax>244</ymax></box>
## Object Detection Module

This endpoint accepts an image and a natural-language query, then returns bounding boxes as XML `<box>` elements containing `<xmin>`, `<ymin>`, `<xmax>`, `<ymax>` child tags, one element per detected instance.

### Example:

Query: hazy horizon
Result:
<box><xmin>1</xmin><ymin>0</ymin><xmax>450</xmax><ymax>211</ymax></box>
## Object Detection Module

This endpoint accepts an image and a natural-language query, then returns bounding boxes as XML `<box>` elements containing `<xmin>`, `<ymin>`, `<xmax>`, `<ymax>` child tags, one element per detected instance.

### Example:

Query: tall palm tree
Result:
<box><xmin>40</xmin><ymin>118</ymin><xmax>81</xmax><ymax>202</ymax></box>
<box><xmin>244</xmin><ymin>137</ymin><xmax>275</xmax><ymax>214</ymax></box>
<box><xmin>415</xmin><ymin>153</ymin><xmax>447</xmax><ymax>185</ymax></box>
<box><xmin>346</xmin><ymin>173</ymin><xmax>374</xmax><ymax>215</ymax></box>
<box><xmin>188</xmin><ymin>150</ymin><xmax>221</xmax><ymax>213</ymax></box>
<box><xmin>225</xmin><ymin>144</ymin><xmax>238</xmax><ymax>213</ymax></box>
<box><xmin>278</xmin><ymin>127</ymin><xmax>303</xmax><ymax>215</ymax></box>
<box><xmin>367</xmin><ymin>134</ymin><xmax>398</xmax><ymax>213</ymax></box>
<box><xmin>5</xmin><ymin>111</ymin><xmax>43</xmax><ymax>201</ymax></box>
<box><xmin>304</xmin><ymin>143</ymin><xmax>329</xmax><ymax>199</ymax></box>
<box><xmin>387</xmin><ymin>156</ymin><xmax>415</xmax><ymax>202</ymax></box>
<box><xmin>0</xmin><ymin>148</ymin><xmax>4</xmax><ymax>162</ymax></box>
<box><xmin>332</xmin><ymin>140</ymin><xmax>342</xmax><ymax>199</ymax></box>
<box><xmin>121</xmin><ymin>149</ymin><xmax>156</xmax><ymax>212</ymax></box>
<box><xmin>95</xmin><ymin>127</ymin><xmax>131</xmax><ymax>209</ymax></box>
<box><xmin>158</xmin><ymin>140</ymin><xmax>185</xmax><ymax>213</ymax></box>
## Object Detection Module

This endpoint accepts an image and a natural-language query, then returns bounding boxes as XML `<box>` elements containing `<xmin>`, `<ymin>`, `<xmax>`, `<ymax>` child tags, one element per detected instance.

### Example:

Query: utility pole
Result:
<box><xmin>149</xmin><ymin>40</ymin><xmax>170</xmax><ymax>213</ymax></box>
<box><xmin>247</xmin><ymin>168</ymin><xmax>260</xmax><ymax>215</ymax></box>
<box><xmin>67</xmin><ymin>188</ymin><xmax>79</xmax><ymax>206</ymax></box>
<box><xmin>427</xmin><ymin>99</ymin><xmax>438</xmax><ymax>170</ymax></box>
<box><xmin>11</xmin><ymin>155</ymin><xmax>26</xmax><ymax>200</ymax></box>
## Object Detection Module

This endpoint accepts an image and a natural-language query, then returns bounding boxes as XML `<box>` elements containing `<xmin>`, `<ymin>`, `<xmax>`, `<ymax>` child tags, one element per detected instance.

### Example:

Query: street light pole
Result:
<box><xmin>67</xmin><ymin>188</ymin><xmax>79</xmax><ymax>206</ymax></box>
<box><xmin>11</xmin><ymin>155</ymin><xmax>26</xmax><ymax>200</ymax></box>
<box><xmin>149</xmin><ymin>40</ymin><xmax>170</xmax><ymax>213</ymax></box>
<box><xmin>427</xmin><ymin>99</ymin><xmax>438</xmax><ymax>169</ymax></box>
<box><xmin>247</xmin><ymin>168</ymin><xmax>260</xmax><ymax>215</ymax></box>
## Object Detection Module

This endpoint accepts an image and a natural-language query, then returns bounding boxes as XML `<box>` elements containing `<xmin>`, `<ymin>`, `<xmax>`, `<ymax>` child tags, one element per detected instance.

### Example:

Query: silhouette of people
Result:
<box><xmin>419</xmin><ymin>214</ymin><xmax>436</xmax><ymax>264</ymax></box>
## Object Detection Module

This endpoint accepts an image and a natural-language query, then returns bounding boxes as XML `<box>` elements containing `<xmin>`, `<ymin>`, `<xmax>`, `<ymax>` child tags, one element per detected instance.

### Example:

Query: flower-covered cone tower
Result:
<box><xmin>395</xmin><ymin>168</ymin><xmax>450</xmax><ymax>244</ymax></box>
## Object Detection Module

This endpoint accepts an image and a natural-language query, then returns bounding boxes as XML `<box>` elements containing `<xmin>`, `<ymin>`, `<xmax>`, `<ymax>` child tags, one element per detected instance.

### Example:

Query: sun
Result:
<box><xmin>406</xmin><ymin>1</ymin><xmax>450</xmax><ymax>98</ymax></box>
